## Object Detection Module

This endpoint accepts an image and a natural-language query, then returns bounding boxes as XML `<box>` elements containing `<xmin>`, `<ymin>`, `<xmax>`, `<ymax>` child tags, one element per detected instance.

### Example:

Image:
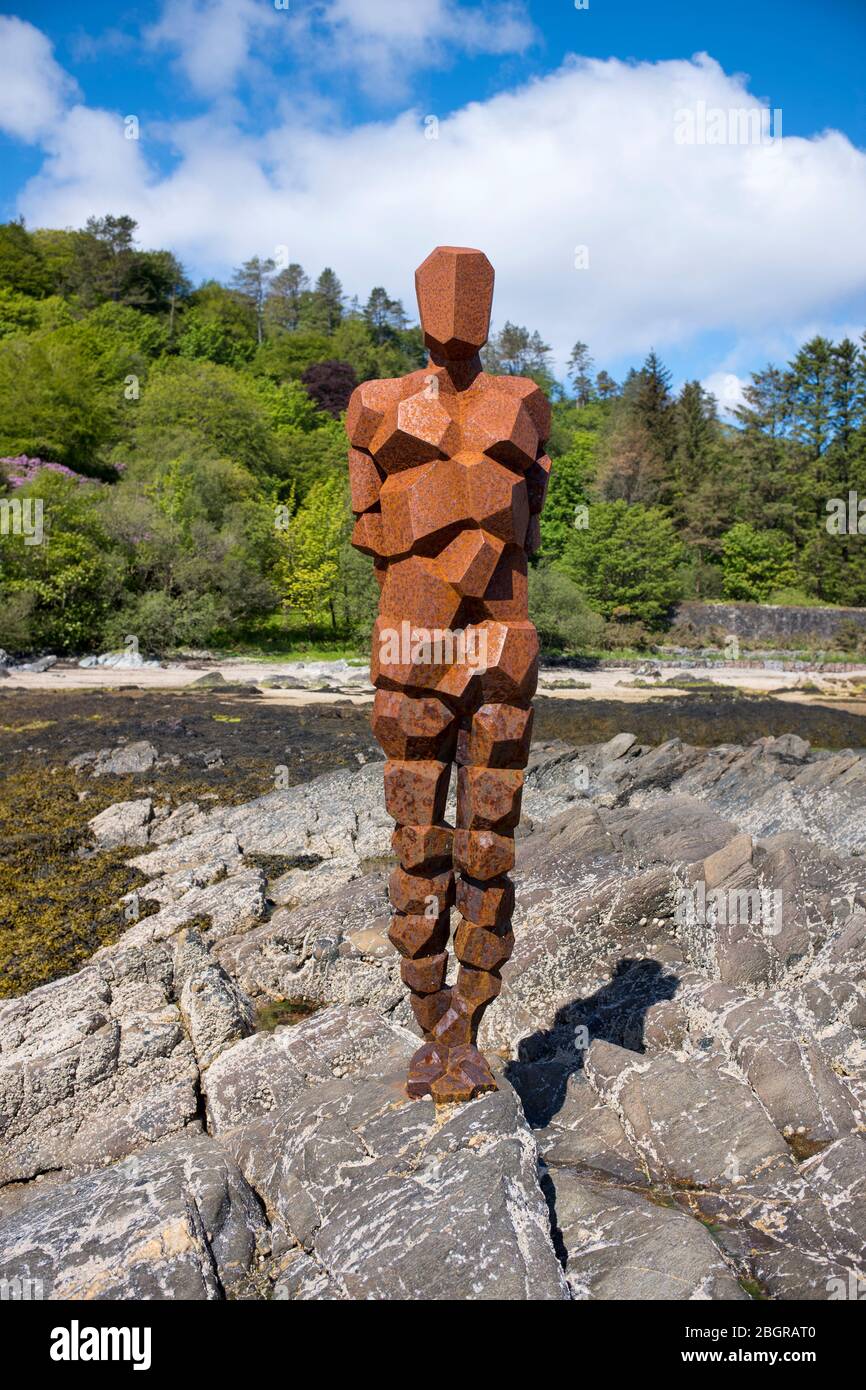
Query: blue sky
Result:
<box><xmin>1</xmin><ymin>0</ymin><xmax>865</xmax><ymax>404</ymax></box>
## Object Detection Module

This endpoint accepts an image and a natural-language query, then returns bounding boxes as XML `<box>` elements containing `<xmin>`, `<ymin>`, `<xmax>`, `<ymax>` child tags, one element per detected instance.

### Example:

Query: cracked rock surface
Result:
<box><xmin>1</xmin><ymin>730</ymin><xmax>865</xmax><ymax>1299</ymax></box>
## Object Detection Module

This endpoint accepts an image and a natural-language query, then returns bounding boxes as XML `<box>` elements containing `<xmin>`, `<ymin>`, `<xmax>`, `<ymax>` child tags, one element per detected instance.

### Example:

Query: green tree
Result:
<box><xmin>0</xmin><ymin>472</ymin><xmax>116</xmax><ymax>651</ymax></box>
<box><xmin>528</xmin><ymin>565</ymin><xmax>605</xmax><ymax>652</ymax></box>
<box><xmin>483</xmin><ymin>321</ymin><xmax>555</xmax><ymax>391</ymax></box>
<box><xmin>253</xmin><ymin>331</ymin><xmax>332</xmax><ymax>381</ymax></box>
<box><xmin>280</xmin><ymin>474</ymin><xmax>347</xmax><ymax>626</ymax></box>
<box><xmin>596</xmin><ymin>370</ymin><xmax>618</xmax><ymax>400</ymax></box>
<box><xmin>599</xmin><ymin>354</ymin><xmax>676</xmax><ymax>506</ymax></box>
<box><xmin>558</xmin><ymin>499</ymin><xmax>686</xmax><ymax>627</ymax></box>
<box><xmin>0</xmin><ymin>221</ymin><xmax>52</xmax><ymax>297</ymax></box>
<box><xmin>363</xmin><ymin>287</ymin><xmax>408</xmax><ymax>343</ymax></box>
<box><xmin>539</xmin><ymin>433</ymin><xmax>597</xmax><ymax>559</ymax></box>
<box><xmin>720</xmin><ymin>523</ymin><xmax>798</xmax><ymax>602</ymax></box>
<box><xmin>231</xmin><ymin>256</ymin><xmax>276</xmax><ymax>346</ymax></box>
<box><xmin>298</xmin><ymin>268</ymin><xmax>344</xmax><ymax>335</ymax></box>
<box><xmin>265</xmin><ymin>264</ymin><xmax>309</xmax><ymax>333</ymax></box>
<box><xmin>128</xmin><ymin>359</ymin><xmax>281</xmax><ymax>477</ymax></box>
<box><xmin>567</xmin><ymin>341</ymin><xmax>595</xmax><ymax>405</ymax></box>
<box><xmin>0</xmin><ymin>287</ymin><xmax>42</xmax><ymax>338</ymax></box>
<box><xmin>0</xmin><ymin>333</ymin><xmax>121</xmax><ymax>472</ymax></box>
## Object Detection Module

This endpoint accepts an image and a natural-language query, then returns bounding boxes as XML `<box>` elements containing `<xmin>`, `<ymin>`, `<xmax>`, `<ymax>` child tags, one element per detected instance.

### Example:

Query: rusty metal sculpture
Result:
<box><xmin>347</xmin><ymin>246</ymin><xmax>550</xmax><ymax>1102</ymax></box>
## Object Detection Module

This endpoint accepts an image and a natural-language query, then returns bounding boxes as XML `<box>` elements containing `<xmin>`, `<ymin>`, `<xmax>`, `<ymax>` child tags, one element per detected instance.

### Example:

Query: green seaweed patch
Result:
<box><xmin>0</xmin><ymin>766</ymin><xmax>158</xmax><ymax>998</ymax></box>
<box><xmin>784</xmin><ymin>1132</ymin><xmax>830</xmax><ymax>1162</ymax></box>
<box><xmin>0</xmin><ymin>760</ymin><xmax>274</xmax><ymax>999</ymax></box>
<box><xmin>254</xmin><ymin>997</ymin><xmax>323</xmax><ymax>1032</ymax></box>
<box><xmin>738</xmin><ymin>1276</ymin><xmax>770</xmax><ymax>1300</ymax></box>
<box><xmin>243</xmin><ymin>851</ymin><xmax>324</xmax><ymax>878</ymax></box>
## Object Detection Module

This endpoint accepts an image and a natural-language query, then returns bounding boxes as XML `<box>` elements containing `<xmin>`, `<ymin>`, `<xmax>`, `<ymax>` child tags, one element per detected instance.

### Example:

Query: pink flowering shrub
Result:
<box><xmin>0</xmin><ymin>455</ymin><xmax>91</xmax><ymax>488</ymax></box>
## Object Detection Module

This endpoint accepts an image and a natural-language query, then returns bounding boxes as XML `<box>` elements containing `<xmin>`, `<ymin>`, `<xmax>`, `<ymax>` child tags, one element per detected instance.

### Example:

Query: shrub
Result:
<box><xmin>528</xmin><ymin>565</ymin><xmax>605</xmax><ymax>653</ymax></box>
<box><xmin>720</xmin><ymin>524</ymin><xmax>798</xmax><ymax>603</ymax></box>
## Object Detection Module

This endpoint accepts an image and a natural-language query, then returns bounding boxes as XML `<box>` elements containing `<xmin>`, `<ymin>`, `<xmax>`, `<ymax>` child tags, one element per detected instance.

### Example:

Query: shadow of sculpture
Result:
<box><xmin>504</xmin><ymin>957</ymin><xmax>680</xmax><ymax>1127</ymax></box>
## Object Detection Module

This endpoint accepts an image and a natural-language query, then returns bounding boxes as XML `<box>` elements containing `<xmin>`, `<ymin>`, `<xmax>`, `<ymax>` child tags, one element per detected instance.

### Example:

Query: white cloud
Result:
<box><xmin>315</xmin><ymin>0</ymin><xmax>536</xmax><ymax>95</ymax></box>
<box><xmin>145</xmin><ymin>0</ymin><xmax>282</xmax><ymax>99</ymax></box>
<box><xmin>22</xmin><ymin>105</ymin><xmax>154</xmax><ymax>228</ymax></box>
<box><xmin>702</xmin><ymin>371</ymin><xmax>748</xmax><ymax>417</ymax></box>
<box><xmin>143</xmin><ymin>0</ymin><xmax>535</xmax><ymax>101</ymax></box>
<box><xmin>11</xmin><ymin>41</ymin><xmax>866</xmax><ymax>379</ymax></box>
<box><xmin>0</xmin><ymin>16</ymin><xmax>78</xmax><ymax>142</ymax></box>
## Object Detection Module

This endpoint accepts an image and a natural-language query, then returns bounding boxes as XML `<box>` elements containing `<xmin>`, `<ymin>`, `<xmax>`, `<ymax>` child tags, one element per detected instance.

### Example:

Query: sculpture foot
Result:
<box><xmin>429</xmin><ymin>1043</ymin><xmax>498</xmax><ymax>1104</ymax></box>
<box><xmin>406</xmin><ymin>1040</ymin><xmax>450</xmax><ymax>1098</ymax></box>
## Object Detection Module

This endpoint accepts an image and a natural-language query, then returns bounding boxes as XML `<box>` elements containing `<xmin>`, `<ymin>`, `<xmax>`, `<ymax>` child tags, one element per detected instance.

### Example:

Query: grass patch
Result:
<box><xmin>208</xmin><ymin>613</ymin><xmax>365</xmax><ymax>663</ymax></box>
<box><xmin>254</xmin><ymin>997</ymin><xmax>323</xmax><ymax>1032</ymax></box>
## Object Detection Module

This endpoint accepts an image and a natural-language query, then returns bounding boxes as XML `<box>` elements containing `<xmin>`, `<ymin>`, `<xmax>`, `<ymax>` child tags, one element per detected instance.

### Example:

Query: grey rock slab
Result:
<box><xmin>692</xmin><ymin>1134</ymin><xmax>866</xmax><ymax>1300</ymax></box>
<box><xmin>584</xmin><ymin>1041</ymin><xmax>793</xmax><ymax>1189</ymax></box>
<box><xmin>217</xmin><ymin>871</ymin><xmax>402</xmax><ymax>1014</ymax></box>
<box><xmin>0</xmin><ymin>1133</ymin><xmax>268</xmax><ymax>1300</ymax></box>
<box><xmin>682</xmin><ymin>983</ymin><xmax>861</xmax><ymax>1143</ymax></box>
<box><xmin>204</xmin><ymin>1003</ymin><xmax>407</xmax><ymax>1133</ymax></box>
<box><xmin>598</xmin><ymin>731</ymin><xmax>637</xmax><ymax>765</ymax></box>
<box><xmin>128</xmin><ymin>829</ymin><xmax>242</xmax><ymax>878</ymax></box>
<box><xmin>173</xmin><ymin>929</ymin><xmax>255</xmax><ymax>1071</ymax></box>
<box><xmin>548</xmin><ymin>1169</ymin><xmax>747</xmax><ymax>1301</ymax></box>
<box><xmin>221</xmin><ymin>1043</ymin><xmax>570</xmax><ymax>1301</ymax></box>
<box><xmin>98</xmin><ymin>867</ymin><xmax>268</xmax><ymax>954</ymax></box>
<box><xmin>88</xmin><ymin>798</ymin><xmax>154</xmax><ymax>850</ymax></box>
<box><xmin>91</xmin><ymin>741</ymin><xmax>160</xmax><ymax>777</ymax></box>
<box><xmin>536</xmin><ymin>1073</ymin><xmax>647</xmax><ymax>1186</ymax></box>
<box><xmin>607</xmin><ymin>797</ymin><xmax>739</xmax><ymax>867</ymax></box>
<box><xmin>0</xmin><ymin>946</ymin><xmax>199</xmax><ymax>1184</ymax></box>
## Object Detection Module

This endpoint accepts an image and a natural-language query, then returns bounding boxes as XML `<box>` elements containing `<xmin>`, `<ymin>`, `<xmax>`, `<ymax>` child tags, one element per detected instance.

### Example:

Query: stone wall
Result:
<box><xmin>673</xmin><ymin>601</ymin><xmax>866</xmax><ymax>643</ymax></box>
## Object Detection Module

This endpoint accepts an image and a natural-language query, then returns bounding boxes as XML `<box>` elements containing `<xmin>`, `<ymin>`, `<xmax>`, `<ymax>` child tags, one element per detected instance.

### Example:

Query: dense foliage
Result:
<box><xmin>1</xmin><ymin>215</ymin><xmax>865</xmax><ymax>656</ymax></box>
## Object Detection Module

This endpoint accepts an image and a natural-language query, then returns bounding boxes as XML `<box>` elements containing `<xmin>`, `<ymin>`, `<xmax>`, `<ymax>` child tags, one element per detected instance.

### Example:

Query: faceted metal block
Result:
<box><xmin>388</xmin><ymin>911</ymin><xmax>450</xmax><ymax>959</ymax></box>
<box><xmin>452</xmin><ymin>827</ymin><xmax>515</xmax><ymax>880</ymax></box>
<box><xmin>453</xmin><ymin>918</ymin><xmax>514</xmax><ymax>972</ymax></box>
<box><xmin>389</xmin><ymin>864</ymin><xmax>454</xmax><ymax>917</ymax></box>
<box><xmin>372</xmin><ymin>689</ymin><xmax>457</xmax><ymax>761</ymax></box>
<box><xmin>383</xmin><ymin>759</ymin><xmax>451</xmax><ymax>825</ymax></box>
<box><xmin>415</xmin><ymin>247</ymin><xmax>494</xmax><ymax>361</ymax></box>
<box><xmin>456</xmin><ymin>766</ymin><xmax>524</xmax><ymax>831</ymax></box>
<box><xmin>455</xmin><ymin>875</ymin><xmax>515</xmax><ymax>927</ymax></box>
<box><xmin>392</xmin><ymin>823</ymin><xmax>454</xmax><ymax>870</ymax></box>
<box><xmin>457</xmin><ymin>703</ymin><xmax>534</xmax><ymax>769</ymax></box>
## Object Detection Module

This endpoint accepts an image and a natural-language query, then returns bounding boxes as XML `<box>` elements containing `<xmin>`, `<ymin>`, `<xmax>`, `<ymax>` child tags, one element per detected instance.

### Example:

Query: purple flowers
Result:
<box><xmin>0</xmin><ymin>455</ymin><xmax>90</xmax><ymax>488</ymax></box>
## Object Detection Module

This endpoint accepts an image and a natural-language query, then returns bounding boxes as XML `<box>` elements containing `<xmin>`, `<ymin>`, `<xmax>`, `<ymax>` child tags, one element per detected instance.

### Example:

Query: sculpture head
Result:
<box><xmin>415</xmin><ymin>246</ymin><xmax>494</xmax><ymax>362</ymax></box>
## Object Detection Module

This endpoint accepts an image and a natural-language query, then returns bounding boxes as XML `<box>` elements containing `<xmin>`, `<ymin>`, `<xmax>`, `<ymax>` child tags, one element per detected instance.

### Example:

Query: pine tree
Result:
<box><xmin>482</xmin><ymin>322</ymin><xmax>554</xmax><ymax>388</ymax></box>
<box><xmin>599</xmin><ymin>352</ymin><xmax>675</xmax><ymax>507</ymax></box>
<box><xmin>231</xmin><ymin>256</ymin><xmax>276</xmax><ymax>345</ymax></box>
<box><xmin>313</xmin><ymin>268</ymin><xmax>344</xmax><ymax>334</ymax></box>
<box><xmin>595</xmin><ymin>370</ymin><xmax>618</xmax><ymax>400</ymax></box>
<box><xmin>733</xmin><ymin>366</ymin><xmax>797</xmax><ymax>539</ymax></box>
<box><xmin>567</xmin><ymin>341</ymin><xmax>595</xmax><ymax>405</ymax></box>
<box><xmin>363</xmin><ymin>287</ymin><xmax>408</xmax><ymax>342</ymax></box>
<box><xmin>266</xmin><ymin>264</ymin><xmax>309</xmax><ymax>332</ymax></box>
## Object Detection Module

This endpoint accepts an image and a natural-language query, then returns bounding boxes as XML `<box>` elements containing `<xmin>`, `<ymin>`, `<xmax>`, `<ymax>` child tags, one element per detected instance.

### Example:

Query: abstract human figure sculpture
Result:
<box><xmin>346</xmin><ymin>246</ymin><xmax>550</xmax><ymax>1102</ymax></box>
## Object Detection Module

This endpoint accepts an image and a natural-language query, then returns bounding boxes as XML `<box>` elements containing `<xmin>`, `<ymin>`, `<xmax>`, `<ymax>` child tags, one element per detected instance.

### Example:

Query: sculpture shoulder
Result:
<box><xmin>488</xmin><ymin>373</ymin><xmax>551</xmax><ymax>443</ymax></box>
<box><xmin>345</xmin><ymin>377</ymin><xmax>406</xmax><ymax>449</ymax></box>
<box><xmin>346</xmin><ymin>372</ymin><xmax>433</xmax><ymax>443</ymax></box>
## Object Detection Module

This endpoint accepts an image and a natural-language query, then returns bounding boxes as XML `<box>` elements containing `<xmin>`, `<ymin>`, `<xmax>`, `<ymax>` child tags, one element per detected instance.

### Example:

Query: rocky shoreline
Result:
<box><xmin>1</xmin><ymin>723</ymin><xmax>865</xmax><ymax>1299</ymax></box>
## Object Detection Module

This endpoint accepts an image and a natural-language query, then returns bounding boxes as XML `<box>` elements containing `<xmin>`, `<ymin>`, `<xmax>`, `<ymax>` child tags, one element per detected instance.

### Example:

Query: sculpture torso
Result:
<box><xmin>348</xmin><ymin>360</ymin><xmax>551</xmax><ymax>702</ymax></box>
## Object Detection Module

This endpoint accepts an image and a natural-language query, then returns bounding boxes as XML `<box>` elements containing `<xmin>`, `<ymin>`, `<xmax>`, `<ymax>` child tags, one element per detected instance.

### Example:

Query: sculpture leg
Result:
<box><xmin>371</xmin><ymin>689</ymin><xmax>459</xmax><ymax>1097</ymax></box>
<box><xmin>426</xmin><ymin>700</ymin><xmax>534</xmax><ymax>1103</ymax></box>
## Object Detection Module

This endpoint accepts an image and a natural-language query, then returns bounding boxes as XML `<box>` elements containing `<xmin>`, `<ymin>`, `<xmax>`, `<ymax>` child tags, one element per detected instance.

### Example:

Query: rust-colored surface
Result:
<box><xmin>347</xmin><ymin>246</ymin><xmax>551</xmax><ymax>1103</ymax></box>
